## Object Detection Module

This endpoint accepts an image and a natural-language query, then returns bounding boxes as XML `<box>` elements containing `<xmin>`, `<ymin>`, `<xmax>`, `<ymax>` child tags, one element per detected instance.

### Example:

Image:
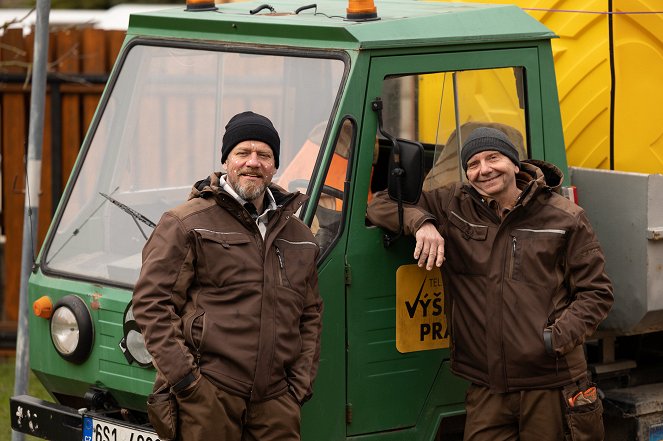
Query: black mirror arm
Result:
<box><xmin>384</xmin><ymin>167</ymin><xmax>405</xmax><ymax>247</ymax></box>
<box><xmin>372</xmin><ymin>97</ymin><xmax>404</xmax><ymax>247</ymax></box>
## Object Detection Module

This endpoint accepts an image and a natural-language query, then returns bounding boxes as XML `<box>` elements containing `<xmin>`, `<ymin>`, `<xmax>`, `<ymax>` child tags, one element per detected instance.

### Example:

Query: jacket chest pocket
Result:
<box><xmin>274</xmin><ymin>238</ymin><xmax>317</xmax><ymax>295</ymax></box>
<box><xmin>509</xmin><ymin>228</ymin><xmax>566</xmax><ymax>285</ymax></box>
<box><xmin>193</xmin><ymin>229</ymin><xmax>256</xmax><ymax>286</ymax></box>
<box><xmin>446</xmin><ymin>211</ymin><xmax>490</xmax><ymax>275</ymax></box>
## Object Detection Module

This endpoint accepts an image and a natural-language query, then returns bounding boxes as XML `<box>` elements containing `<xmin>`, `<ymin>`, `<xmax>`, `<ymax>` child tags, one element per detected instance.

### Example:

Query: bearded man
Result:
<box><xmin>133</xmin><ymin>111</ymin><xmax>323</xmax><ymax>441</ymax></box>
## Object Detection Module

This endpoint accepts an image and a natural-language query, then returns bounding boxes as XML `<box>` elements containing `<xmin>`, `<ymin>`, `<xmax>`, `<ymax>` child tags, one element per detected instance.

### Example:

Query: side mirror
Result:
<box><xmin>388</xmin><ymin>138</ymin><xmax>424</xmax><ymax>205</ymax></box>
<box><xmin>371</xmin><ymin>97</ymin><xmax>425</xmax><ymax>247</ymax></box>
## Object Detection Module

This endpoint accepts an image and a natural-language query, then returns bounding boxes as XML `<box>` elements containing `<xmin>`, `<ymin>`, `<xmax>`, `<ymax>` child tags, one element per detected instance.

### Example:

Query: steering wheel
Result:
<box><xmin>288</xmin><ymin>179</ymin><xmax>344</xmax><ymax>200</ymax></box>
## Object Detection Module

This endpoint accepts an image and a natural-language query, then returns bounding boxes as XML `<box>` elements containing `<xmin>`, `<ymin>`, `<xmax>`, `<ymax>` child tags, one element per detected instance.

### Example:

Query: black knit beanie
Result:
<box><xmin>221</xmin><ymin>111</ymin><xmax>281</xmax><ymax>168</ymax></box>
<box><xmin>461</xmin><ymin>127</ymin><xmax>520</xmax><ymax>172</ymax></box>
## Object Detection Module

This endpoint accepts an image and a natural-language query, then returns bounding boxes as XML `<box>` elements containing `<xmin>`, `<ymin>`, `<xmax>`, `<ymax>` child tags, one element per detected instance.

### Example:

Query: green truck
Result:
<box><xmin>10</xmin><ymin>0</ymin><xmax>663</xmax><ymax>440</ymax></box>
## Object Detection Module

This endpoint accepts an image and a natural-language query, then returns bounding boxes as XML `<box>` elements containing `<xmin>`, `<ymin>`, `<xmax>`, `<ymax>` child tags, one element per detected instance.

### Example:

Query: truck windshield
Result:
<box><xmin>43</xmin><ymin>43</ymin><xmax>346</xmax><ymax>286</ymax></box>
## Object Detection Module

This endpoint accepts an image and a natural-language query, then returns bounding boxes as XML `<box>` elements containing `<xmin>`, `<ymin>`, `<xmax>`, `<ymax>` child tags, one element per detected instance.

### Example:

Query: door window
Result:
<box><xmin>278</xmin><ymin>118</ymin><xmax>356</xmax><ymax>256</ymax></box>
<box><xmin>374</xmin><ymin>67</ymin><xmax>528</xmax><ymax>194</ymax></box>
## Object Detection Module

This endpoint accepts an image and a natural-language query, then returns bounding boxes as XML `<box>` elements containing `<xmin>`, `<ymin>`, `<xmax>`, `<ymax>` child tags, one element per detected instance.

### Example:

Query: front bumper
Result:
<box><xmin>10</xmin><ymin>395</ymin><xmax>158</xmax><ymax>441</ymax></box>
<box><xmin>10</xmin><ymin>395</ymin><xmax>83</xmax><ymax>440</ymax></box>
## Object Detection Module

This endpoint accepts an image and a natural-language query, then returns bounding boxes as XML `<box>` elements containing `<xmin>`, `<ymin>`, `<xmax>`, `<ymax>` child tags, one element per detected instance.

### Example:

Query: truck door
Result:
<box><xmin>344</xmin><ymin>48</ymin><xmax>546</xmax><ymax>437</ymax></box>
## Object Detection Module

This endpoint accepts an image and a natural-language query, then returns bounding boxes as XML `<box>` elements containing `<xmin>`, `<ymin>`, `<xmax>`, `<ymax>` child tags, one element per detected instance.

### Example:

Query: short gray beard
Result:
<box><xmin>237</xmin><ymin>184</ymin><xmax>265</xmax><ymax>202</ymax></box>
<box><xmin>229</xmin><ymin>178</ymin><xmax>266</xmax><ymax>202</ymax></box>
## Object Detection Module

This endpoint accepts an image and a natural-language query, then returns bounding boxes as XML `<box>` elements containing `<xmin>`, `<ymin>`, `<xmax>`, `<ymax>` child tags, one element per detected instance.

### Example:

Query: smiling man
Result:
<box><xmin>133</xmin><ymin>111</ymin><xmax>323</xmax><ymax>441</ymax></box>
<box><xmin>462</xmin><ymin>127</ymin><xmax>521</xmax><ymax>211</ymax></box>
<box><xmin>221</xmin><ymin>112</ymin><xmax>281</xmax><ymax>212</ymax></box>
<box><xmin>224</xmin><ymin>139</ymin><xmax>275</xmax><ymax>207</ymax></box>
<box><xmin>367</xmin><ymin>126</ymin><xmax>613</xmax><ymax>441</ymax></box>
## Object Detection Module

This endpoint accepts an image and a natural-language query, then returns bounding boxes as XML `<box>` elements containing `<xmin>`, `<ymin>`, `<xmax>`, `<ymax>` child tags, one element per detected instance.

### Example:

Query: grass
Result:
<box><xmin>0</xmin><ymin>356</ymin><xmax>51</xmax><ymax>441</ymax></box>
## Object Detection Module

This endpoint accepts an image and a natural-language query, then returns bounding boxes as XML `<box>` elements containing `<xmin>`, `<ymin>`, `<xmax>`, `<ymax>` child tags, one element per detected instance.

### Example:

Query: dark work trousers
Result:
<box><xmin>176</xmin><ymin>375</ymin><xmax>301</xmax><ymax>441</ymax></box>
<box><xmin>463</xmin><ymin>383</ymin><xmax>565</xmax><ymax>441</ymax></box>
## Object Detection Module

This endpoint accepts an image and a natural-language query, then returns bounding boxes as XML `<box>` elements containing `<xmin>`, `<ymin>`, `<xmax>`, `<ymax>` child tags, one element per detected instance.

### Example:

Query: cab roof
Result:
<box><xmin>127</xmin><ymin>0</ymin><xmax>555</xmax><ymax>50</ymax></box>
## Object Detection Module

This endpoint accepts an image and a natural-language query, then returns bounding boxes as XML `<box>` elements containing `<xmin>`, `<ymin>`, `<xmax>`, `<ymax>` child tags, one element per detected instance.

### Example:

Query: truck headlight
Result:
<box><xmin>50</xmin><ymin>295</ymin><xmax>94</xmax><ymax>364</ymax></box>
<box><xmin>120</xmin><ymin>302</ymin><xmax>153</xmax><ymax>367</ymax></box>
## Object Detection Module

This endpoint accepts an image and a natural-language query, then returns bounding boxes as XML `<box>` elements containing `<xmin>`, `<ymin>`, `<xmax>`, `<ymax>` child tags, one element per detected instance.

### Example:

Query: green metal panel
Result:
<box><xmin>301</xmin><ymin>51</ymin><xmax>369</xmax><ymax>440</ymax></box>
<box><xmin>28</xmin><ymin>273</ymin><xmax>153</xmax><ymax>410</ymax></box>
<box><xmin>537</xmin><ymin>40</ymin><xmax>568</xmax><ymax>181</ymax></box>
<box><xmin>126</xmin><ymin>0</ymin><xmax>554</xmax><ymax>50</ymax></box>
<box><xmin>301</xmin><ymin>254</ymin><xmax>348</xmax><ymax>440</ymax></box>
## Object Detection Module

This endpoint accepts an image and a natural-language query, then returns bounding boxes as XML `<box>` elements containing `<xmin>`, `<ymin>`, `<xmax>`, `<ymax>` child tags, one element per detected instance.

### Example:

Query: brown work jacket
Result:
<box><xmin>133</xmin><ymin>173</ymin><xmax>323</xmax><ymax>403</ymax></box>
<box><xmin>367</xmin><ymin>160</ymin><xmax>613</xmax><ymax>392</ymax></box>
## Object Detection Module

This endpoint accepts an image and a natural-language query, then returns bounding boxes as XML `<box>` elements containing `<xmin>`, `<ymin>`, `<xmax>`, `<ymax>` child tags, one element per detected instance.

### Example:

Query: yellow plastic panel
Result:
<box><xmin>430</xmin><ymin>1</ymin><xmax>613</xmax><ymax>168</ymax></box>
<box><xmin>418</xmin><ymin>72</ymin><xmax>454</xmax><ymax>144</ymax></box>
<box><xmin>539</xmin><ymin>1</ymin><xmax>611</xmax><ymax>169</ymax></box>
<box><xmin>613</xmin><ymin>0</ymin><xmax>663</xmax><ymax>172</ymax></box>
<box><xmin>418</xmin><ymin>69</ymin><xmax>526</xmax><ymax>145</ymax></box>
<box><xmin>428</xmin><ymin>0</ymin><xmax>663</xmax><ymax>172</ymax></box>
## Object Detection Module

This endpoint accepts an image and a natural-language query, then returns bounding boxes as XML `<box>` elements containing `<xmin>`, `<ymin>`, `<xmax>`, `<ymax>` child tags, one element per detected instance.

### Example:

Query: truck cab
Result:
<box><xmin>11</xmin><ymin>1</ymin><xmax>568</xmax><ymax>439</ymax></box>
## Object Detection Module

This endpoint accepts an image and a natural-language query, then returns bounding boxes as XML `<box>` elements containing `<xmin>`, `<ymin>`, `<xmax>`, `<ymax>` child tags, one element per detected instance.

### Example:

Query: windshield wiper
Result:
<box><xmin>99</xmin><ymin>192</ymin><xmax>156</xmax><ymax>240</ymax></box>
<box><xmin>46</xmin><ymin>186</ymin><xmax>121</xmax><ymax>264</ymax></box>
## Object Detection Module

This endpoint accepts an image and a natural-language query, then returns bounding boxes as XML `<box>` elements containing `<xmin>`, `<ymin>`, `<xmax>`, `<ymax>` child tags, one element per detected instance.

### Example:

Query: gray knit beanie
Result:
<box><xmin>461</xmin><ymin>127</ymin><xmax>520</xmax><ymax>171</ymax></box>
<box><xmin>221</xmin><ymin>111</ymin><xmax>281</xmax><ymax>168</ymax></box>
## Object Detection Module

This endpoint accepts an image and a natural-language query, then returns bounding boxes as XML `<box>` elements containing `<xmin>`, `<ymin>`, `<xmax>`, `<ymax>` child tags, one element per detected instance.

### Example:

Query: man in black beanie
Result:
<box><xmin>368</xmin><ymin>126</ymin><xmax>612</xmax><ymax>440</ymax></box>
<box><xmin>134</xmin><ymin>111</ymin><xmax>323</xmax><ymax>441</ymax></box>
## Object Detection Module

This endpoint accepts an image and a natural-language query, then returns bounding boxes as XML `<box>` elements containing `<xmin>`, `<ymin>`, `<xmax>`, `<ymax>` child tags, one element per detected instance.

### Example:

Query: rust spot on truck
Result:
<box><xmin>90</xmin><ymin>292</ymin><xmax>102</xmax><ymax>310</ymax></box>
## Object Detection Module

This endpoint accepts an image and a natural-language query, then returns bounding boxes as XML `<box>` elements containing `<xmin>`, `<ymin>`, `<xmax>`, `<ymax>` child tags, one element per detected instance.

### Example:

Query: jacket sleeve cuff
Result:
<box><xmin>171</xmin><ymin>371</ymin><xmax>197</xmax><ymax>394</ymax></box>
<box><xmin>412</xmin><ymin>215</ymin><xmax>438</xmax><ymax>235</ymax></box>
<box><xmin>543</xmin><ymin>327</ymin><xmax>554</xmax><ymax>356</ymax></box>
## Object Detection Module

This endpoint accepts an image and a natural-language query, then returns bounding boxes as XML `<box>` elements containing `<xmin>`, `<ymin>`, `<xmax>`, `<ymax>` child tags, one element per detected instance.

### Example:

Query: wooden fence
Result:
<box><xmin>0</xmin><ymin>26</ymin><xmax>125</xmax><ymax>327</ymax></box>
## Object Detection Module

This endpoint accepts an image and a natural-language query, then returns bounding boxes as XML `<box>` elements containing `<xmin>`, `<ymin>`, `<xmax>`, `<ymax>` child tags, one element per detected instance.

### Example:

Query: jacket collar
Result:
<box><xmin>515</xmin><ymin>160</ymin><xmax>564</xmax><ymax>207</ymax></box>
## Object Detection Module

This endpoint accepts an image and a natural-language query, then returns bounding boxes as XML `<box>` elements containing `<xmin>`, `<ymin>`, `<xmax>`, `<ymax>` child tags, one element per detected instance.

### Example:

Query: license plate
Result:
<box><xmin>650</xmin><ymin>422</ymin><xmax>663</xmax><ymax>441</ymax></box>
<box><xmin>83</xmin><ymin>416</ymin><xmax>160</xmax><ymax>441</ymax></box>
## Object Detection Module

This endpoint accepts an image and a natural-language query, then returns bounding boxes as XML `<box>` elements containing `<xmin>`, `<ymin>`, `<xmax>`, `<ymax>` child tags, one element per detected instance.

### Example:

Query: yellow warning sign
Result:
<box><xmin>396</xmin><ymin>264</ymin><xmax>449</xmax><ymax>353</ymax></box>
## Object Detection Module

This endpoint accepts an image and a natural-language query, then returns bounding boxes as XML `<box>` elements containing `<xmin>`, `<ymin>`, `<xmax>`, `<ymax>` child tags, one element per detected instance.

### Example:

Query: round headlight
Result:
<box><xmin>120</xmin><ymin>302</ymin><xmax>153</xmax><ymax>368</ymax></box>
<box><xmin>126</xmin><ymin>330</ymin><xmax>152</xmax><ymax>365</ymax></box>
<box><xmin>51</xmin><ymin>307</ymin><xmax>79</xmax><ymax>355</ymax></box>
<box><xmin>50</xmin><ymin>295</ymin><xmax>94</xmax><ymax>364</ymax></box>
